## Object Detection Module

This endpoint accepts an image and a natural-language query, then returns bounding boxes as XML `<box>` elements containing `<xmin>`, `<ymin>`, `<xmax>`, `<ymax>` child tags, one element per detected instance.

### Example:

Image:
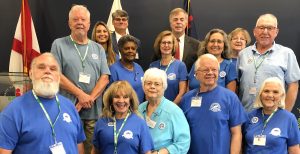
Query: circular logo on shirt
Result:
<box><xmin>92</xmin><ymin>53</ymin><xmax>98</xmax><ymax>59</ymax></box>
<box><xmin>270</xmin><ymin>128</ymin><xmax>281</xmax><ymax>136</ymax></box>
<box><xmin>219</xmin><ymin>71</ymin><xmax>226</xmax><ymax>78</ymax></box>
<box><xmin>62</xmin><ymin>113</ymin><xmax>72</xmax><ymax>123</ymax></box>
<box><xmin>158</xmin><ymin>122</ymin><xmax>166</xmax><ymax>130</ymax></box>
<box><xmin>167</xmin><ymin>73</ymin><xmax>176</xmax><ymax>80</ymax></box>
<box><xmin>209</xmin><ymin>103</ymin><xmax>221</xmax><ymax>112</ymax></box>
<box><xmin>251</xmin><ymin>117</ymin><xmax>259</xmax><ymax>124</ymax></box>
<box><xmin>122</xmin><ymin>130</ymin><xmax>133</xmax><ymax>139</ymax></box>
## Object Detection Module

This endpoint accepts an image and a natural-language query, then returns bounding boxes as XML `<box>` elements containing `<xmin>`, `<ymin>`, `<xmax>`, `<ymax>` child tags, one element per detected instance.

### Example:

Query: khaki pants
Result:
<box><xmin>82</xmin><ymin>119</ymin><xmax>96</xmax><ymax>154</ymax></box>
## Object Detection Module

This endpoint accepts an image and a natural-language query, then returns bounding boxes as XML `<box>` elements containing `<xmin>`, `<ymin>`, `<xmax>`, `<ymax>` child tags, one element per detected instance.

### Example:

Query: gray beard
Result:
<box><xmin>32</xmin><ymin>79</ymin><xmax>59</xmax><ymax>97</ymax></box>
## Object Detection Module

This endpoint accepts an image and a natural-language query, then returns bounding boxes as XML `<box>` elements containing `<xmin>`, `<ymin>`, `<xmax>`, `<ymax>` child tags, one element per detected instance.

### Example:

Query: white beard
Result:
<box><xmin>32</xmin><ymin>79</ymin><xmax>59</xmax><ymax>97</ymax></box>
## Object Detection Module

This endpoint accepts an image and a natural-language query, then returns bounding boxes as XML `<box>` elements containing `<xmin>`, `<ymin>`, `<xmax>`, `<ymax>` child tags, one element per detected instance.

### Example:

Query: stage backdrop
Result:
<box><xmin>1</xmin><ymin>0</ymin><xmax>300</xmax><ymax>121</ymax></box>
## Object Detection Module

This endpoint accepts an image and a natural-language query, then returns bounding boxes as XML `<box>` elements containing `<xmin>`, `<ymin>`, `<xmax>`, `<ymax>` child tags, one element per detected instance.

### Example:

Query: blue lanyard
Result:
<box><xmin>32</xmin><ymin>90</ymin><xmax>61</xmax><ymax>143</ymax></box>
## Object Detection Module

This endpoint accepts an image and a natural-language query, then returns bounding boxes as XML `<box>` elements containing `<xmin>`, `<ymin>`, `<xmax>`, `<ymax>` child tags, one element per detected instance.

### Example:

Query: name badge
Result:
<box><xmin>191</xmin><ymin>97</ymin><xmax>202</xmax><ymax>107</ymax></box>
<box><xmin>108</xmin><ymin>122</ymin><xmax>114</xmax><ymax>126</ymax></box>
<box><xmin>146</xmin><ymin>116</ymin><xmax>156</xmax><ymax>128</ymax></box>
<box><xmin>249</xmin><ymin>87</ymin><xmax>257</xmax><ymax>95</ymax></box>
<box><xmin>79</xmin><ymin>72</ymin><xmax>91</xmax><ymax>84</ymax></box>
<box><xmin>49</xmin><ymin>142</ymin><xmax>66</xmax><ymax>154</ymax></box>
<box><xmin>253</xmin><ymin>135</ymin><xmax>266</xmax><ymax>146</ymax></box>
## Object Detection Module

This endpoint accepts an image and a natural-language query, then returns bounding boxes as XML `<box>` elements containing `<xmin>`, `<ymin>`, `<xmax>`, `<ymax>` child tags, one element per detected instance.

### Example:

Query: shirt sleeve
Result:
<box><xmin>285</xmin><ymin>49</ymin><xmax>300</xmax><ymax>83</ymax></box>
<box><xmin>225</xmin><ymin>61</ymin><xmax>237</xmax><ymax>85</ymax></box>
<box><xmin>178</xmin><ymin>62</ymin><xmax>188</xmax><ymax>81</ymax></box>
<box><xmin>229</xmin><ymin>94</ymin><xmax>247</xmax><ymax>127</ymax></box>
<box><xmin>51</xmin><ymin>39</ymin><xmax>63</xmax><ymax>71</ymax></box>
<box><xmin>166</xmin><ymin>107</ymin><xmax>191</xmax><ymax>154</ymax></box>
<box><xmin>287</xmin><ymin>113</ymin><xmax>300</xmax><ymax>146</ymax></box>
<box><xmin>0</xmin><ymin>107</ymin><xmax>19</xmax><ymax>150</ymax></box>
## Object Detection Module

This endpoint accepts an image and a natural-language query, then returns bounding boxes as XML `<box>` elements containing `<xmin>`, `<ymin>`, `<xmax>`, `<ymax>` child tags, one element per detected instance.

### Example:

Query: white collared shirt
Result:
<box><xmin>178</xmin><ymin>34</ymin><xmax>185</xmax><ymax>61</ymax></box>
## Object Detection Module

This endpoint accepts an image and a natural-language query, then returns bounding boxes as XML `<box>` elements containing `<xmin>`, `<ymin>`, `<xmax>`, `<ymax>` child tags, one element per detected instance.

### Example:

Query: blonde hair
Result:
<box><xmin>102</xmin><ymin>81</ymin><xmax>140</xmax><ymax>118</ymax></box>
<box><xmin>253</xmin><ymin>77</ymin><xmax>285</xmax><ymax>109</ymax></box>
<box><xmin>228</xmin><ymin>27</ymin><xmax>251</xmax><ymax>46</ymax></box>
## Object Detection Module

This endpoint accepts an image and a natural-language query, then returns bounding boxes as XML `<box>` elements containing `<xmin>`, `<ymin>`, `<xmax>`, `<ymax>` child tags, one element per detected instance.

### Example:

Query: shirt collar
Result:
<box><xmin>252</xmin><ymin>41</ymin><xmax>276</xmax><ymax>55</ymax></box>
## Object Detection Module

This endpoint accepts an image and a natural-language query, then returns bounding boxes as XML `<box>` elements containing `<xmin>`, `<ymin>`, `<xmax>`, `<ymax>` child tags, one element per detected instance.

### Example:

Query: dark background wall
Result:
<box><xmin>1</xmin><ymin>0</ymin><xmax>300</xmax><ymax>116</ymax></box>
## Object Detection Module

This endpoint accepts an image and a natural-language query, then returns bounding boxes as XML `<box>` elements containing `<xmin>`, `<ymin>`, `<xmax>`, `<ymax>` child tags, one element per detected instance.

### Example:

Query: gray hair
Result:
<box><xmin>253</xmin><ymin>77</ymin><xmax>285</xmax><ymax>109</ymax></box>
<box><xmin>30</xmin><ymin>52</ymin><xmax>61</xmax><ymax>73</ymax></box>
<box><xmin>194</xmin><ymin>53</ymin><xmax>219</xmax><ymax>71</ymax></box>
<box><xmin>69</xmin><ymin>5</ymin><xmax>90</xmax><ymax>21</ymax></box>
<box><xmin>142</xmin><ymin>68</ymin><xmax>168</xmax><ymax>91</ymax></box>
<box><xmin>256</xmin><ymin>13</ymin><xmax>278</xmax><ymax>28</ymax></box>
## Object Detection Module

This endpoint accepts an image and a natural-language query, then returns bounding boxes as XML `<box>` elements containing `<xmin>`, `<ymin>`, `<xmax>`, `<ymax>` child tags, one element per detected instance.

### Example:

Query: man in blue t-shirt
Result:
<box><xmin>180</xmin><ymin>54</ymin><xmax>246</xmax><ymax>154</ymax></box>
<box><xmin>0</xmin><ymin>53</ymin><xmax>86</xmax><ymax>153</ymax></box>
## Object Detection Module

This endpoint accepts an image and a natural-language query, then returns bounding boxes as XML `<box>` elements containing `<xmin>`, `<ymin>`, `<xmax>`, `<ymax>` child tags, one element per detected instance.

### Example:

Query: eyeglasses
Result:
<box><xmin>114</xmin><ymin>17</ymin><xmax>128</xmax><ymax>22</ymax></box>
<box><xmin>196</xmin><ymin>68</ymin><xmax>218</xmax><ymax>74</ymax></box>
<box><xmin>144</xmin><ymin>81</ymin><xmax>162</xmax><ymax>87</ymax></box>
<box><xmin>256</xmin><ymin>26</ymin><xmax>277</xmax><ymax>32</ymax></box>
<box><xmin>160</xmin><ymin>41</ymin><xmax>173</xmax><ymax>46</ymax></box>
<box><xmin>209</xmin><ymin>39</ymin><xmax>223</xmax><ymax>44</ymax></box>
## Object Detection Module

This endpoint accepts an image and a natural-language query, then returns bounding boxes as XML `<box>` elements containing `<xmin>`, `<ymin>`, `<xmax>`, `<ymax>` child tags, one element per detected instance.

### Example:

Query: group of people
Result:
<box><xmin>0</xmin><ymin>4</ymin><xmax>300</xmax><ymax>154</ymax></box>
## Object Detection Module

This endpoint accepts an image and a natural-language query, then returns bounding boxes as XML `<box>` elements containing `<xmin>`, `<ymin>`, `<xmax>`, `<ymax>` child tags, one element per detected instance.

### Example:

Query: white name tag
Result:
<box><xmin>253</xmin><ymin>135</ymin><xmax>266</xmax><ymax>146</ymax></box>
<box><xmin>191</xmin><ymin>97</ymin><xmax>202</xmax><ymax>107</ymax></box>
<box><xmin>79</xmin><ymin>72</ymin><xmax>91</xmax><ymax>84</ymax></box>
<box><xmin>249</xmin><ymin>87</ymin><xmax>257</xmax><ymax>95</ymax></box>
<box><xmin>146</xmin><ymin>116</ymin><xmax>156</xmax><ymax>128</ymax></box>
<box><xmin>49</xmin><ymin>142</ymin><xmax>66</xmax><ymax>154</ymax></box>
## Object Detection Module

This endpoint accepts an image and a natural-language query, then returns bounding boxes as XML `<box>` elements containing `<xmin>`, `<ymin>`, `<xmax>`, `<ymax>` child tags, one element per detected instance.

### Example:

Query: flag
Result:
<box><xmin>9</xmin><ymin>0</ymin><xmax>40</xmax><ymax>96</ymax></box>
<box><xmin>106</xmin><ymin>0</ymin><xmax>129</xmax><ymax>33</ymax></box>
<box><xmin>184</xmin><ymin>0</ymin><xmax>199</xmax><ymax>39</ymax></box>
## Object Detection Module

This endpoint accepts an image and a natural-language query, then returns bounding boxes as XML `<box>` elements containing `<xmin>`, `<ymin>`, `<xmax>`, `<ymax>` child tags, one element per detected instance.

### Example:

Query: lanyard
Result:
<box><xmin>160</xmin><ymin>57</ymin><xmax>174</xmax><ymax>73</ymax></box>
<box><xmin>70</xmin><ymin>35</ymin><xmax>89</xmax><ymax>70</ymax></box>
<box><xmin>32</xmin><ymin>90</ymin><xmax>61</xmax><ymax>143</ymax></box>
<box><xmin>261</xmin><ymin>108</ymin><xmax>277</xmax><ymax>135</ymax></box>
<box><xmin>113</xmin><ymin>112</ymin><xmax>130</xmax><ymax>154</ymax></box>
<box><xmin>253</xmin><ymin>51</ymin><xmax>270</xmax><ymax>83</ymax></box>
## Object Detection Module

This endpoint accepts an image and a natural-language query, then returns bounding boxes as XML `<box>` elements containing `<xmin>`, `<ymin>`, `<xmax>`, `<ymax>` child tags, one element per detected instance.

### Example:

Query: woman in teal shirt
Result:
<box><xmin>139</xmin><ymin>68</ymin><xmax>190</xmax><ymax>154</ymax></box>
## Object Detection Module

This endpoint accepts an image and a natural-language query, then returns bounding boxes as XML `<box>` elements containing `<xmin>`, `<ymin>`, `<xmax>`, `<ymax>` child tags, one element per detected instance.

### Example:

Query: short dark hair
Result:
<box><xmin>117</xmin><ymin>35</ymin><xmax>138</xmax><ymax>50</ymax></box>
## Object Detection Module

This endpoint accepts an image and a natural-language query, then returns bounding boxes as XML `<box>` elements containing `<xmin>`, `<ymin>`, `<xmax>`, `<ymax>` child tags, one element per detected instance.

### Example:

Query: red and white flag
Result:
<box><xmin>9</xmin><ymin>0</ymin><xmax>40</xmax><ymax>96</ymax></box>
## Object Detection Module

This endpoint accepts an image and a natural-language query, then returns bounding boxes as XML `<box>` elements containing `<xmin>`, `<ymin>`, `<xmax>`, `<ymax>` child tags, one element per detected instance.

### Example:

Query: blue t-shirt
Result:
<box><xmin>188</xmin><ymin>59</ymin><xmax>237</xmax><ymax>90</ymax></box>
<box><xmin>149</xmin><ymin>59</ymin><xmax>187</xmax><ymax>101</ymax></box>
<box><xmin>243</xmin><ymin>108</ymin><xmax>300</xmax><ymax>154</ymax></box>
<box><xmin>139</xmin><ymin>97</ymin><xmax>190</xmax><ymax>153</ymax></box>
<box><xmin>180</xmin><ymin>86</ymin><xmax>246</xmax><ymax>154</ymax></box>
<box><xmin>0</xmin><ymin>91</ymin><xmax>86</xmax><ymax>153</ymax></box>
<box><xmin>92</xmin><ymin>113</ymin><xmax>154</xmax><ymax>154</ymax></box>
<box><xmin>109</xmin><ymin>60</ymin><xmax>144</xmax><ymax>103</ymax></box>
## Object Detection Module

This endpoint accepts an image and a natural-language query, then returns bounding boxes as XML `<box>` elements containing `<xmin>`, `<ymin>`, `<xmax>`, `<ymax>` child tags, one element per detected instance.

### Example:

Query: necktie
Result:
<box><xmin>174</xmin><ymin>38</ymin><xmax>180</xmax><ymax>60</ymax></box>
